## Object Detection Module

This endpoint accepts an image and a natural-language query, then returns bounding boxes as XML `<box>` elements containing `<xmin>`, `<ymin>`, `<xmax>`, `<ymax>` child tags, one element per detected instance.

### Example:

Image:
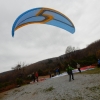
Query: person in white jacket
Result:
<box><xmin>77</xmin><ymin>63</ymin><xmax>81</xmax><ymax>73</ymax></box>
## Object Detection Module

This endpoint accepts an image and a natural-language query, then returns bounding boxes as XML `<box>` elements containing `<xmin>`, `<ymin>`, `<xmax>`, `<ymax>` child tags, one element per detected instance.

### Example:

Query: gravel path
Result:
<box><xmin>0</xmin><ymin>73</ymin><xmax>100</xmax><ymax>100</ymax></box>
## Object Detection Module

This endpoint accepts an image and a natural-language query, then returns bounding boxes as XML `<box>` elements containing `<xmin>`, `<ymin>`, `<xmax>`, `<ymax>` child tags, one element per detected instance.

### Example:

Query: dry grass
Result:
<box><xmin>82</xmin><ymin>67</ymin><xmax>100</xmax><ymax>74</ymax></box>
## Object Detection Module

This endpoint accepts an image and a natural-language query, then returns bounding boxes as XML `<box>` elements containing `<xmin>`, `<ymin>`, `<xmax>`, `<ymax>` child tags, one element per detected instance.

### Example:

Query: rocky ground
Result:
<box><xmin>0</xmin><ymin>72</ymin><xmax>100</xmax><ymax>100</ymax></box>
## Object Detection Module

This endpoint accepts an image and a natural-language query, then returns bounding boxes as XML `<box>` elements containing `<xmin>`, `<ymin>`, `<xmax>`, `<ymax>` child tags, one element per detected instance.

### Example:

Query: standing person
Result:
<box><xmin>32</xmin><ymin>72</ymin><xmax>35</xmax><ymax>82</ymax></box>
<box><xmin>53</xmin><ymin>68</ymin><xmax>56</xmax><ymax>76</ymax></box>
<box><xmin>48</xmin><ymin>70</ymin><xmax>52</xmax><ymax>78</ymax></box>
<box><xmin>56</xmin><ymin>68</ymin><xmax>58</xmax><ymax>75</ymax></box>
<box><xmin>35</xmin><ymin>71</ymin><xmax>38</xmax><ymax>82</ymax></box>
<box><xmin>98</xmin><ymin>59</ymin><xmax>100</xmax><ymax>68</ymax></box>
<box><xmin>77</xmin><ymin>63</ymin><xmax>81</xmax><ymax>73</ymax></box>
<box><xmin>58</xmin><ymin>67</ymin><xmax>60</xmax><ymax>75</ymax></box>
<box><xmin>66</xmin><ymin>64</ymin><xmax>74</xmax><ymax>82</ymax></box>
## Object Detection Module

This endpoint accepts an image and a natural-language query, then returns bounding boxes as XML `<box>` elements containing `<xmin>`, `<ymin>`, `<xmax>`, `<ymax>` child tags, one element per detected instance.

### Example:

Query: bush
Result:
<box><xmin>16</xmin><ymin>78</ymin><xmax>23</xmax><ymax>85</ymax></box>
<box><xmin>0</xmin><ymin>82</ymin><xmax>11</xmax><ymax>89</ymax></box>
<box><xmin>38</xmin><ymin>69</ymin><xmax>44</xmax><ymax>76</ymax></box>
<box><xmin>0</xmin><ymin>83</ymin><xmax>3</xmax><ymax>89</ymax></box>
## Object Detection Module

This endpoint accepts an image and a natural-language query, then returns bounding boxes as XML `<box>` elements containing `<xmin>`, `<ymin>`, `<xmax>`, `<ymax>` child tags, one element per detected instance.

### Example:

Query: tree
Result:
<box><xmin>12</xmin><ymin>64</ymin><xmax>21</xmax><ymax>70</ymax></box>
<box><xmin>65</xmin><ymin>46</ymin><xmax>75</xmax><ymax>54</ymax></box>
<box><xmin>65</xmin><ymin>46</ymin><xmax>76</xmax><ymax>62</ymax></box>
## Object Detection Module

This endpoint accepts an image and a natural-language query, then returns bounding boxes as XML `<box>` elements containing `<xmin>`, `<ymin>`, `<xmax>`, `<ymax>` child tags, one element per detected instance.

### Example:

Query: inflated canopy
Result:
<box><xmin>12</xmin><ymin>7</ymin><xmax>75</xmax><ymax>37</ymax></box>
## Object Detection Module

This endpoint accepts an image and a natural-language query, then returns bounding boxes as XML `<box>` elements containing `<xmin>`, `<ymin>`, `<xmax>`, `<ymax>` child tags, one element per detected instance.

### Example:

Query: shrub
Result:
<box><xmin>16</xmin><ymin>78</ymin><xmax>23</xmax><ymax>85</ymax></box>
<box><xmin>43</xmin><ymin>86</ymin><xmax>54</xmax><ymax>92</ymax></box>
<box><xmin>38</xmin><ymin>69</ymin><xmax>44</xmax><ymax>76</ymax></box>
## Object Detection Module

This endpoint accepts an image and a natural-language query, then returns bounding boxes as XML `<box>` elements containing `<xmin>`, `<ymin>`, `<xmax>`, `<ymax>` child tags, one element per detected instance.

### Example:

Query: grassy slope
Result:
<box><xmin>82</xmin><ymin>67</ymin><xmax>100</xmax><ymax>74</ymax></box>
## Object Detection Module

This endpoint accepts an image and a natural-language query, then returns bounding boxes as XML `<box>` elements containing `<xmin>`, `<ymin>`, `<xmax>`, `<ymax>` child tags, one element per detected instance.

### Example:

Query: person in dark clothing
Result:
<box><xmin>98</xmin><ymin>59</ymin><xmax>100</xmax><ymax>68</ymax></box>
<box><xmin>53</xmin><ymin>69</ymin><xmax>56</xmax><ymax>76</ymax></box>
<box><xmin>66</xmin><ymin>64</ymin><xmax>74</xmax><ymax>82</ymax></box>
<box><xmin>48</xmin><ymin>70</ymin><xmax>52</xmax><ymax>78</ymax></box>
<box><xmin>56</xmin><ymin>68</ymin><xmax>58</xmax><ymax>75</ymax></box>
<box><xmin>32</xmin><ymin>72</ymin><xmax>35</xmax><ymax>82</ymax></box>
<box><xmin>58</xmin><ymin>67</ymin><xmax>60</xmax><ymax>75</ymax></box>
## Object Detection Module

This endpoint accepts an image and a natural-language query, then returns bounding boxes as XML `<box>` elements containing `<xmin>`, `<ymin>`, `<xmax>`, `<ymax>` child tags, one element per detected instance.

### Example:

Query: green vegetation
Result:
<box><xmin>43</xmin><ymin>86</ymin><xmax>54</xmax><ymax>92</ymax></box>
<box><xmin>0</xmin><ymin>82</ymin><xmax>11</xmax><ymax>91</ymax></box>
<box><xmin>82</xmin><ymin>67</ymin><xmax>100</xmax><ymax>74</ymax></box>
<box><xmin>86</xmin><ymin>85</ymin><xmax>100</xmax><ymax>92</ymax></box>
<box><xmin>16</xmin><ymin>78</ymin><xmax>23</xmax><ymax>85</ymax></box>
<box><xmin>69</xmin><ymin>55</ymin><xmax>97</xmax><ymax>68</ymax></box>
<box><xmin>38</xmin><ymin>69</ymin><xmax>44</xmax><ymax>76</ymax></box>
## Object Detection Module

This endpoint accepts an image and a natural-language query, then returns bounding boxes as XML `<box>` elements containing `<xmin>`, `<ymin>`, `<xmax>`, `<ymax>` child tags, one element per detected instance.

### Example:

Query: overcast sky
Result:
<box><xmin>0</xmin><ymin>0</ymin><xmax>100</xmax><ymax>73</ymax></box>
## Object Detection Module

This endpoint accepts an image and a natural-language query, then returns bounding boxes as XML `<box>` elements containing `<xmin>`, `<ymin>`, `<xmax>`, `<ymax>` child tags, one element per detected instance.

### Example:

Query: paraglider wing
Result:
<box><xmin>12</xmin><ymin>7</ymin><xmax>75</xmax><ymax>37</ymax></box>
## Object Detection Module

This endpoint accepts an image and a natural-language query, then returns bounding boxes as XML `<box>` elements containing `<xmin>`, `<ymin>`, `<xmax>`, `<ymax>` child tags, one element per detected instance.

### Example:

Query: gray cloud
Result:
<box><xmin>0</xmin><ymin>0</ymin><xmax>100</xmax><ymax>72</ymax></box>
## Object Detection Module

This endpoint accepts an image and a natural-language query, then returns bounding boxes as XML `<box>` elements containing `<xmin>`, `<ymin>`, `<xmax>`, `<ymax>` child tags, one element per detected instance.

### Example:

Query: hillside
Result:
<box><xmin>0</xmin><ymin>68</ymin><xmax>100</xmax><ymax>100</ymax></box>
<box><xmin>0</xmin><ymin>39</ymin><xmax>100</xmax><ymax>93</ymax></box>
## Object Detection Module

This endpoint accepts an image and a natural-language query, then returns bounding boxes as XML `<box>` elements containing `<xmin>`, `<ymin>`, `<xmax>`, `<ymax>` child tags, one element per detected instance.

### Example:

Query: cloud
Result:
<box><xmin>0</xmin><ymin>0</ymin><xmax>100</xmax><ymax>73</ymax></box>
